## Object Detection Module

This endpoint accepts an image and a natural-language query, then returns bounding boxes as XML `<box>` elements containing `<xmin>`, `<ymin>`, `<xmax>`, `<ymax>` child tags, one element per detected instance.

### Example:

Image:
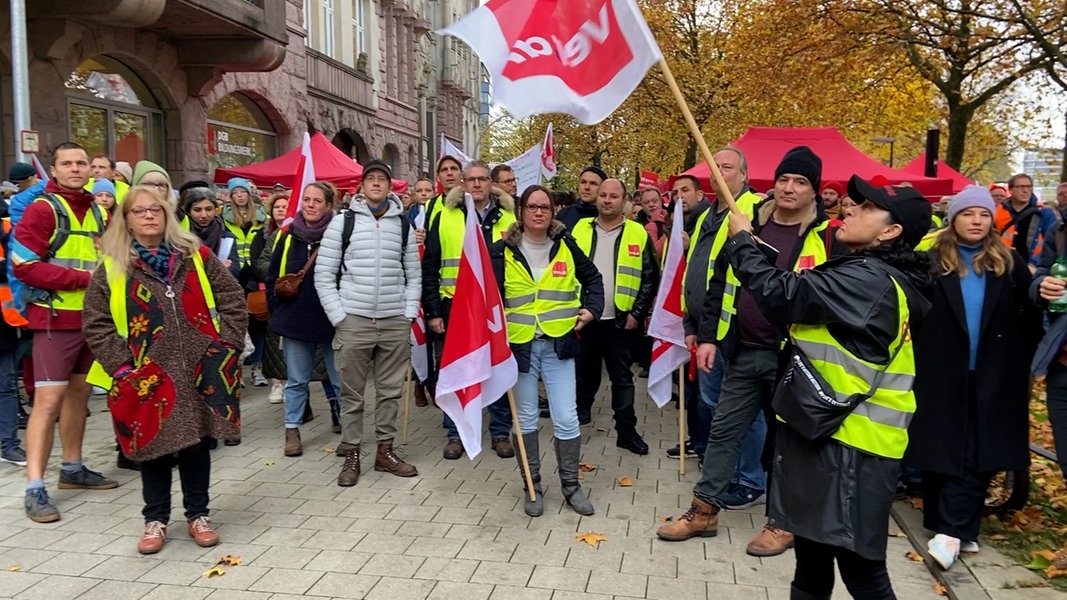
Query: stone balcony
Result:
<box><xmin>306</xmin><ymin>49</ymin><xmax>376</xmax><ymax>112</ymax></box>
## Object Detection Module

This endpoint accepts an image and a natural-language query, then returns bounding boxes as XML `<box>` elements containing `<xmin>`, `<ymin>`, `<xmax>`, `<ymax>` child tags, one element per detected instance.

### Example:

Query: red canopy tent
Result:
<box><xmin>901</xmin><ymin>153</ymin><xmax>976</xmax><ymax>194</ymax></box>
<box><xmin>678</xmin><ymin>127</ymin><xmax>954</xmax><ymax>200</ymax></box>
<box><xmin>213</xmin><ymin>132</ymin><xmax>407</xmax><ymax>193</ymax></box>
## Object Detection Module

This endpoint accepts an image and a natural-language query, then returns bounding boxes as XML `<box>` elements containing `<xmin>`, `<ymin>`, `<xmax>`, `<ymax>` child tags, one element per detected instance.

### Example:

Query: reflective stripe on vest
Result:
<box><xmin>437</xmin><ymin>205</ymin><xmax>515</xmax><ymax>299</ymax></box>
<box><xmin>571</xmin><ymin>218</ymin><xmax>648</xmax><ymax>313</ymax></box>
<box><xmin>788</xmin><ymin>277</ymin><xmax>915</xmax><ymax>459</ymax></box>
<box><xmin>224</xmin><ymin>220</ymin><xmax>262</xmax><ymax>268</ymax></box>
<box><xmin>502</xmin><ymin>242</ymin><xmax>580</xmax><ymax>343</ymax></box>
<box><xmin>31</xmin><ymin>195</ymin><xmax>103</xmax><ymax>312</ymax></box>
<box><xmin>683</xmin><ymin>191</ymin><xmax>761</xmax><ymax>314</ymax></box>
<box><xmin>85</xmin><ymin>251</ymin><xmax>218</xmax><ymax>390</ymax></box>
<box><xmin>716</xmin><ymin>220</ymin><xmax>831</xmax><ymax>342</ymax></box>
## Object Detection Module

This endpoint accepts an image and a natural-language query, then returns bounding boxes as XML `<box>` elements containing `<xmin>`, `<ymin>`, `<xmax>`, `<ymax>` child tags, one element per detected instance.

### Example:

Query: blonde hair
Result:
<box><xmin>100</xmin><ymin>186</ymin><xmax>201</xmax><ymax>274</ymax></box>
<box><xmin>226</xmin><ymin>188</ymin><xmax>265</xmax><ymax>229</ymax></box>
<box><xmin>933</xmin><ymin>212</ymin><xmax>1011</xmax><ymax>278</ymax></box>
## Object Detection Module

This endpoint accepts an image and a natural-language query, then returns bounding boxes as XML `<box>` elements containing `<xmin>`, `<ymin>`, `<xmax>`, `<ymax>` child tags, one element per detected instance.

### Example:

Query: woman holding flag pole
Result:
<box><xmin>489</xmin><ymin>185</ymin><xmax>604</xmax><ymax>517</ymax></box>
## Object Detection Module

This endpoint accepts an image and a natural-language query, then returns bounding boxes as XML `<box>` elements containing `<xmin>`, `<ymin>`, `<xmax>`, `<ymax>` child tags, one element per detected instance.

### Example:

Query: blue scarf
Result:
<box><xmin>133</xmin><ymin>240</ymin><xmax>173</xmax><ymax>283</ymax></box>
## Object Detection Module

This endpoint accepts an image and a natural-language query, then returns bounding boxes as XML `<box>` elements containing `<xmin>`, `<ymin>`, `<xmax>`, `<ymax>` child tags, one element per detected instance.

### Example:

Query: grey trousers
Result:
<box><xmin>692</xmin><ymin>345</ymin><xmax>778</xmax><ymax>507</ymax></box>
<box><xmin>335</xmin><ymin>315</ymin><xmax>409</xmax><ymax>446</ymax></box>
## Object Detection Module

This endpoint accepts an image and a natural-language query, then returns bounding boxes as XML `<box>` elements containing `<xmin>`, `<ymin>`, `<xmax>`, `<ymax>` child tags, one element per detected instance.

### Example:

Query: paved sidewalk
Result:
<box><xmin>0</xmin><ymin>378</ymin><xmax>947</xmax><ymax>599</ymax></box>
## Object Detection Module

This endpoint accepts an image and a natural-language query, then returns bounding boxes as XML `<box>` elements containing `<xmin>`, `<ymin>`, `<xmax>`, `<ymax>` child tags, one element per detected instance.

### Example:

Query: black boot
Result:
<box><xmin>514</xmin><ymin>432</ymin><xmax>543</xmax><ymax>517</ymax></box>
<box><xmin>789</xmin><ymin>585</ymin><xmax>831</xmax><ymax>600</ymax></box>
<box><xmin>302</xmin><ymin>402</ymin><xmax>314</xmax><ymax>424</ymax></box>
<box><xmin>116</xmin><ymin>448</ymin><xmax>141</xmax><ymax>471</ymax></box>
<box><xmin>555</xmin><ymin>436</ymin><xmax>594</xmax><ymax>515</ymax></box>
<box><xmin>329</xmin><ymin>397</ymin><xmax>341</xmax><ymax>434</ymax></box>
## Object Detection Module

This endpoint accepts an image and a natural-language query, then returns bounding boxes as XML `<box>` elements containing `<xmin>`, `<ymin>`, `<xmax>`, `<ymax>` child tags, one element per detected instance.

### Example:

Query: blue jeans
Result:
<box><xmin>514</xmin><ymin>339</ymin><xmax>580</xmax><ymax>441</ymax></box>
<box><xmin>443</xmin><ymin>396</ymin><xmax>512</xmax><ymax>440</ymax></box>
<box><xmin>699</xmin><ymin>353</ymin><xmax>767</xmax><ymax>492</ymax></box>
<box><xmin>0</xmin><ymin>349</ymin><xmax>19</xmax><ymax>452</ymax></box>
<box><xmin>282</xmin><ymin>338</ymin><xmax>340</xmax><ymax>428</ymax></box>
<box><xmin>248</xmin><ymin>317</ymin><xmax>266</xmax><ymax>364</ymax></box>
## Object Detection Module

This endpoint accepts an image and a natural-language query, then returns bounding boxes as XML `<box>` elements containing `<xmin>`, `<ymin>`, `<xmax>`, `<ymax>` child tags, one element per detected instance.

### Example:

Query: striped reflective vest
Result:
<box><xmin>435</xmin><ymin>205</ymin><xmax>515</xmax><ymax>299</ymax></box>
<box><xmin>31</xmin><ymin>195</ymin><xmax>104</xmax><ymax>312</ymax></box>
<box><xmin>85</xmin><ymin>251</ymin><xmax>218</xmax><ymax>390</ymax></box>
<box><xmin>571</xmin><ymin>218</ymin><xmax>648</xmax><ymax>313</ymax></box>
<box><xmin>683</xmin><ymin>192</ymin><xmax>761</xmax><ymax>313</ymax></box>
<box><xmin>502</xmin><ymin>241</ymin><xmax>581</xmax><ymax>343</ymax></box>
<box><xmin>788</xmin><ymin>277</ymin><xmax>915</xmax><ymax>459</ymax></box>
<box><xmin>223</xmin><ymin>220</ymin><xmax>262</xmax><ymax>268</ymax></box>
<box><xmin>717</xmin><ymin>221</ymin><xmax>833</xmax><ymax>341</ymax></box>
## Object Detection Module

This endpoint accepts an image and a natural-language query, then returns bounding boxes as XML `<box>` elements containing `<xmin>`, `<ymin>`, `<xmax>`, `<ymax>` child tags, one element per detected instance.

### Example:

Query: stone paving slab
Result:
<box><xmin>0</xmin><ymin>376</ymin><xmax>952</xmax><ymax>599</ymax></box>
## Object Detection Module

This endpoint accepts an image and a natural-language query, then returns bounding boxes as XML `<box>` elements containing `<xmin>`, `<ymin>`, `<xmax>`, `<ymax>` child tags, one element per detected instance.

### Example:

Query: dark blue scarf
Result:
<box><xmin>133</xmin><ymin>240</ymin><xmax>173</xmax><ymax>283</ymax></box>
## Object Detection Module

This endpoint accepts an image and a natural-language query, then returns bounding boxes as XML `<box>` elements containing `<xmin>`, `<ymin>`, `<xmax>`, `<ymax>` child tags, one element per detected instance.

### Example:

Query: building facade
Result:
<box><xmin>0</xmin><ymin>0</ymin><xmax>483</xmax><ymax>185</ymax></box>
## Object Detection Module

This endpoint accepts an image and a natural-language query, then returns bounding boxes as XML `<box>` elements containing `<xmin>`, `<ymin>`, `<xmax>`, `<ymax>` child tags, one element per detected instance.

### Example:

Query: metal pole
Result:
<box><xmin>11</xmin><ymin>0</ymin><xmax>32</xmax><ymax>163</ymax></box>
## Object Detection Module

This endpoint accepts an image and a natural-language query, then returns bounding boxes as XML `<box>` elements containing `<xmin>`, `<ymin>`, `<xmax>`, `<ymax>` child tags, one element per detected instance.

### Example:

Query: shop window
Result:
<box><xmin>207</xmin><ymin>93</ymin><xmax>278</xmax><ymax>172</ymax></box>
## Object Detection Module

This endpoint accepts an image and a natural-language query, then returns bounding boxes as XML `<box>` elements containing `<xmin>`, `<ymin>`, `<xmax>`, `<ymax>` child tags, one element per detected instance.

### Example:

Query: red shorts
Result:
<box><xmin>32</xmin><ymin>330</ymin><xmax>94</xmax><ymax>386</ymax></box>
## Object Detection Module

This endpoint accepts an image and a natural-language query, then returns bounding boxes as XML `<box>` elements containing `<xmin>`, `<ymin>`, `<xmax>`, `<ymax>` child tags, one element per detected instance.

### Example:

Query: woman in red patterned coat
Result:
<box><xmin>83</xmin><ymin>185</ymin><xmax>247</xmax><ymax>555</ymax></box>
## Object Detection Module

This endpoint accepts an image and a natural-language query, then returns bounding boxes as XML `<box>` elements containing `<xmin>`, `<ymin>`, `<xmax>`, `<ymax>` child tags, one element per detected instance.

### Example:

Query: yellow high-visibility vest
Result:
<box><xmin>502</xmin><ymin>241</ymin><xmax>581</xmax><ymax>343</ymax></box>
<box><xmin>682</xmin><ymin>191</ymin><xmax>761</xmax><ymax>313</ymax></box>
<box><xmin>30</xmin><ymin>195</ymin><xmax>105</xmax><ymax>312</ymax></box>
<box><xmin>435</xmin><ymin>205</ymin><xmax>515</xmax><ymax>299</ymax></box>
<box><xmin>571</xmin><ymin>218</ymin><xmax>648</xmax><ymax>313</ymax></box>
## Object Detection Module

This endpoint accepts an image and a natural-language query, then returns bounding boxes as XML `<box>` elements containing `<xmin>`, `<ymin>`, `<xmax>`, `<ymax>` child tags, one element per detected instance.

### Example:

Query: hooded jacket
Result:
<box><xmin>314</xmin><ymin>193</ymin><xmax>421</xmax><ymax>324</ymax></box>
<box><xmin>421</xmin><ymin>185</ymin><xmax>515</xmax><ymax>320</ymax></box>
<box><xmin>489</xmin><ymin>221</ymin><xmax>605</xmax><ymax>372</ymax></box>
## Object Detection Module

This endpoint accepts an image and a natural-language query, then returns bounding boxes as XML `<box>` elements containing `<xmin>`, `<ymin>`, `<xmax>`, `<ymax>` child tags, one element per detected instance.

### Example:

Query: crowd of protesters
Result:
<box><xmin>3</xmin><ymin>141</ymin><xmax>1067</xmax><ymax>600</ymax></box>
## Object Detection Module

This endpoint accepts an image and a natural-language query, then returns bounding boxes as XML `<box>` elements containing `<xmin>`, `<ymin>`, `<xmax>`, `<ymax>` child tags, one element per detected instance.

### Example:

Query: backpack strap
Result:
<box><xmin>335</xmin><ymin>210</ymin><xmax>411</xmax><ymax>286</ymax></box>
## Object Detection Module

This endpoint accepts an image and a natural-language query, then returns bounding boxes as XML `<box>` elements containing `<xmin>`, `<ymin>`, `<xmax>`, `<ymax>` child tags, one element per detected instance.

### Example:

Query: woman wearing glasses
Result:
<box><xmin>489</xmin><ymin>185</ymin><xmax>604</xmax><ymax>517</ymax></box>
<box><xmin>83</xmin><ymin>185</ymin><xmax>247</xmax><ymax>555</ymax></box>
<box><xmin>131</xmin><ymin>161</ymin><xmax>175</xmax><ymax>207</ymax></box>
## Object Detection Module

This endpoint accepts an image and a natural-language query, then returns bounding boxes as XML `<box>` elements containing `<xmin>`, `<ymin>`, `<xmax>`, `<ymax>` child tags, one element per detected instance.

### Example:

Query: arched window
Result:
<box><xmin>382</xmin><ymin>143</ymin><xmax>400</xmax><ymax>173</ymax></box>
<box><xmin>207</xmin><ymin>93</ymin><xmax>278</xmax><ymax>172</ymax></box>
<box><xmin>65</xmin><ymin>56</ymin><xmax>164</xmax><ymax>164</ymax></box>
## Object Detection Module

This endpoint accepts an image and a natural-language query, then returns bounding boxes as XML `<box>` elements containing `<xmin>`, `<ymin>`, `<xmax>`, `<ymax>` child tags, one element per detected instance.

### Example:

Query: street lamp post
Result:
<box><xmin>871</xmin><ymin>136</ymin><xmax>896</xmax><ymax>168</ymax></box>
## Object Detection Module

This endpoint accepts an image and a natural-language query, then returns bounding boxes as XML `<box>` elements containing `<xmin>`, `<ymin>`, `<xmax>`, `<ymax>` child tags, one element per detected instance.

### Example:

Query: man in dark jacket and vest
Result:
<box><xmin>555</xmin><ymin>166</ymin><xmax>606</xmax><ymax>231</ymax></box>
<box><xmin>572</xmin><ymin>178</ymin><xmax>659</xmax><ymax>454</ymax></box>
<box><xmin>422</xmin><ymin>160</ymin><xmax>517</xmax><ymax>460</ymax></box>
<box><xmin>657</xmin><ymin>146</ymin><xmax>848</xmax><ymax>558</ymax></box>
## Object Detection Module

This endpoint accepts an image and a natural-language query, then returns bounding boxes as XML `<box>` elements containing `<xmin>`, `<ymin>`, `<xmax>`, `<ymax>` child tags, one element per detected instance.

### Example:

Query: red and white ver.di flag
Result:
<box><xmin>435</xmin><ymin>194</ymin><xmax>519</xmax><ymax>458</ymax></box>
<box><xmin>441</xmin><ymin>0</ymin><xmax>663</xmax><ymax>125</ymax></box>
<box><xmin>410</xmin><ymin>206</ymin><xmax>429</xmax><ymax>382</ymax></box>
<box><xmin>282</xmin><ymin>132</ymin><xmax>316</xmax><ymax>230</ymax></box>
<box><xmin>646</xmin><ymin>199</ymin><xmax>689</xmax><ymax>408</ymax></box>
<box><xmin>540</xmin><ymin>123</ymin><xmax>557</xmax><ymax>180</ymax></box>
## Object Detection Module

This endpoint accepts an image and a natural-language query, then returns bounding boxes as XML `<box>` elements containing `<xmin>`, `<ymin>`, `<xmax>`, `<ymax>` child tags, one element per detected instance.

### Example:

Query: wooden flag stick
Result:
<box><xmin>401</xmin><ymin>368</ymin><xmax>413</xmax><ymax>445</ymax></box>
<box><xmin>657</xmin><ymin>58</ymin><xmax>741</xmax><ymax>217</ymax></box>
<box><xmin>507</xmin><ymin>389</ymin><xmax>538</xmax><ymax>502</ymax></box>
<box><xmin>678</xmin><ymin>365</ymin><xmax>686</xmax><ymax>476</ymax></box>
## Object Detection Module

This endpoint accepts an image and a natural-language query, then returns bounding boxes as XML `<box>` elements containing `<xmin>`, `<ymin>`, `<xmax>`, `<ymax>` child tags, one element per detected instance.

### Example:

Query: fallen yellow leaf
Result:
<box><xmin>657</xmin><ymin>515</ymin><xmax>674</xmax><ymax>523</ymax></box>
<box><xmin>888</xmin><ymin>531</ymin><xmax>906</xmax><ymax>538</ymax></box>
<box><xmin>264</xmin><ymin>460</ymin><xmax>275</xmax><ymax>467</ymax></box>
<box><xmin>578</xmin><ymin>462</ymin><xmax>597</xmax><ymax>472</ymax></box>
<box><xmin>323</xmin><ymin>448</ymin><xmax>335</xmax><ymax>454</ymax></box>
<box><xmin>7</xmin><ymin>565</ymin><xmax>20</xmax><ymax>571</ymax></box>
<box><xmin>1047</xmin><ymin>565</ymin><xmax>1067</xmax><ymax>579</ymax></box>
<box><xmin>934</xmin><ymin>581</ymin><xmax>947</xmax><ymax>596</ymax></box>
<box><xmin>203</xmin><ymin>566</ymin><xmax>226</xmax><ymax>578</ymax></box>
<box><xmin>904</xmin><ymin>551</ymin><xmax>924</xmax><ymax>562</ymax></box>
<box><xmin>216</xmin><ymin>554</ymin><xmax>241</xmax><ymax>566</ymax></box>
<box><xmin>576</xmin><ymin>531</ymin><xmax>607</xmax><ymax>547</ymax></box>
<box><xmin>616</xmin><ymin>477</ymin><xmax>634</xmax><ymax>487</ymax></box>
<box><xmin>1034</xmin><ymin>549</ymin><xmax>1058</xmax><ymax>561</ymax></box>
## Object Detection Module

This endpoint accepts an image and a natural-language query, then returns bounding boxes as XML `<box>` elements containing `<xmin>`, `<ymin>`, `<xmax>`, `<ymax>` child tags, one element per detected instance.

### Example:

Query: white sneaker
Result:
<box><xmin>268</xmin><ymin>383</ymin><xmax>284</xmax><ymax>404</ymax></box>
<box><xmin>251</xmin><ymin>364</ymin><xmax>268</xmax><ymax>387</ymax></box>
<box><xmin>928</xmin><ymin>534</ymin><xmax>960</xmax><ymax>570</ymax></box>
<box><xmin>961</xmin><ymin>540</ymin><xmax>979</xmax><ymax>554</ymax></box>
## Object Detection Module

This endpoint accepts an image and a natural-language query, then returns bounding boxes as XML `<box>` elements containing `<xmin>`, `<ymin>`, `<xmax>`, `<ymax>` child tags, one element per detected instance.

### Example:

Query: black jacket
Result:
<box><xmin>698</xmin><ymin>198</ymin><xmax>849</xmax><ymax>357</ymax></box>
<box><xmin>489</xmin><ymin>221</ymin><xmax>605</xmax><ymax>373</ymax></box>
<box><xmin>724</xmin><ymin>231</ymin><xmax>932</xmax><ymax>561</ymax></box>
<box><xmin>265</xmin><ymin>229</ymin><xmax>334</xmax><ymax>344</ymax></box>
<box><xmin>576</xmin><ymin>219</ymin><xmax>658</xmax><ymax>325</ymax></box>
<box><xmin>555</xmin><ymin>200</ymin><xmax>599</xmax><ymax>231</ymax></box>
<box><xmin>421</xmin><ymin>186</ymin><xmax>515</xmax><ymax>321</ymax></box>
<box><xmin>907</xmin><ymin>248</ymin><xmax>1040</xmax><ymax>475</ymax></box>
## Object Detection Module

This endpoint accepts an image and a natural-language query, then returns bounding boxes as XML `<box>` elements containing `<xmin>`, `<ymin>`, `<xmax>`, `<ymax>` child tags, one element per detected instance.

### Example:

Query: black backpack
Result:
<box><xmin>336</xmin><ymin>209</ymin><xmax>410</xmax><ymax>285</ymax></box>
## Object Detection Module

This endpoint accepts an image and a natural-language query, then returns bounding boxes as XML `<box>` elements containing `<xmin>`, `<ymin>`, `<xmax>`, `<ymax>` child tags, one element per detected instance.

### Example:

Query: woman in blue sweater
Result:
<box><xmin>908</xmin><ymin>186</ymin><xmax>1041</xmax><ymax>571</ymax></box>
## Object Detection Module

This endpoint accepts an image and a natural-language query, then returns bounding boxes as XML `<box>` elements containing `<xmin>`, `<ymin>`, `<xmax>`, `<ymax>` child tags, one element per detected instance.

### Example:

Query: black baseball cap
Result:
<box><xmin>362</xmin><ymin>159</ymin><xmax>392</xmax><ymax>181</ymax></box>
<box><xmin>847</xmin><ymin>175</ymin><xmax>931</xmax><ymax>248</ymax></box>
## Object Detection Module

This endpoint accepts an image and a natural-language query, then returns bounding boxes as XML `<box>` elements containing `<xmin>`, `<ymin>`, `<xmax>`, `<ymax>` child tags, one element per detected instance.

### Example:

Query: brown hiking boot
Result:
<box><xmin>656</xmin><ymin>497</ymin><xmax>718</xmax><ymax>541</ymax></box>
<box><xmin>414</xmin><ymin>384</ymin><xmax>428</xmax><ymax>407</ymax></box>
<box><xmin>442</xmin><ymin>439</ymin><xmax>464</xmax><ymax>460</ymax></box>
<box><xmin>746</xmin><ymin>524</ymin><xmax>795</xmax><ymax>556</ymax></box>
<box><xmin>335</xmin><ymin>441</ymin><xmax>358</xmax><ymax>457</ymax></box>
<box><xmin>338</xmin><ymin>447</ymin><xmax>361</xmax><ymax>487</ymax></box>
<box><xmin>284</xmin><ymin>428</ymin><xmax>302</xmax><ymax>457</ymax></box>
<box><xmin>491</xmin><ymin>437</ymin><xmax>515</xmax><ymax>458</ymax></box>
<box><xmin>375</xmin><ymin>443</ymin><xmax>417</xmax><ymax>477</ymax></box>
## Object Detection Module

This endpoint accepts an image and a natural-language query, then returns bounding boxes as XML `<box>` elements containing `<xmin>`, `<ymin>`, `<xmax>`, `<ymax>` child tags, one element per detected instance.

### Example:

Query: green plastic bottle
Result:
<box><xmin>1051</xmin><ymin>259</ymin><xmax>1067</xmax><ymax>313</ymax></box>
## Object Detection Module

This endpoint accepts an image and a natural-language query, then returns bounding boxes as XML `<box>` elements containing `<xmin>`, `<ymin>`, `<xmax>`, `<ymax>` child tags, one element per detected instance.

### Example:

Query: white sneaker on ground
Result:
<box><xmin>251</xmin><ymin>364</ymin><xmax>268</xmax><ymax>387</ymax></box>
<box><xmin>960</xmin><ymin>540</ymin><xmax>979</xmax><ymax>554</ymax></box>
<box><xmin>268</xmin><ymin>382</ymin><xmax>284</xmax><ymax>404</ymax></box>
<box><xmin>928</xmin><ymin>533</ymin><xmax>960</xmax><ymax>570</ymax></box>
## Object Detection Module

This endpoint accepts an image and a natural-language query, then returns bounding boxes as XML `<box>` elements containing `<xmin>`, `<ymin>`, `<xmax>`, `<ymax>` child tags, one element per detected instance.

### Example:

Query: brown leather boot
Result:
<box><xmin>414</xmin><ymin>384</ymin><xmax>428</xmax><ymax>407</ymax></box>
<box><xmin>746</xmin><ymin>524</ymin><xmax>794</xmax><ymax>556</ymax></box>
<box><xmin>374</xmin><ymin>443</ymin><xmax>418</xmax><ymax>477</ymax></box>
<box><xmin>656</xmin><ymin>497</ymin><xmax>718</xmax><ymax>541</ymax></box>
<box><xmin>284</xmin><ymin>428</ymin><xmax>302</xmax><ymax>457</ymax></box>
<box><xmin>338</xmin><ymin>446</ymin><xmax>361</xmax><ymax>487</ymax></box>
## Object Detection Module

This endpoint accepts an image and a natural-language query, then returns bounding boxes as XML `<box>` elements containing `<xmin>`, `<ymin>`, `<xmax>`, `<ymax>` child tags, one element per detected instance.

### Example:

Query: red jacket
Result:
<box><xmin>12</xmin><ymin>180</ymin><xmax>97</xmax><ymax>330</ymax></box>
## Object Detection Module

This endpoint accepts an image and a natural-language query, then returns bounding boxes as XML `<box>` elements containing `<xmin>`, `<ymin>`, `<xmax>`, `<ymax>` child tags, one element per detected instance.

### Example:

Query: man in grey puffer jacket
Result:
<box><xmin>315</xmin><ymin>160</ymin><xmax>421</xmax><ymax>487</ymax></box>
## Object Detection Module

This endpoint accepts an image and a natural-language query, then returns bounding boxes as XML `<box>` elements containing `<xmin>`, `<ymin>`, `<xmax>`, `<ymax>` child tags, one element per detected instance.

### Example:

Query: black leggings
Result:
<box><xmin>792</xmin><ymin>536</ymin><xmax>896</xmax><ymax>600</ymax></box>
<box><xmin>141</xmin><ymin>439</ymin><xmax>211</xmax><ymax>523</ymax></box>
